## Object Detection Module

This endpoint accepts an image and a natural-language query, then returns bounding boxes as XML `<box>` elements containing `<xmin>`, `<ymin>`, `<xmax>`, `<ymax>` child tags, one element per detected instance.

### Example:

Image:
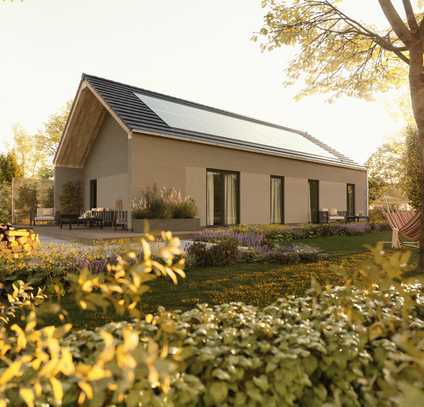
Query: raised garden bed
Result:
<box><xmin>133</xmin><ymin>218</ymin><xmax>201</xmax><ymax>233</ymax></box>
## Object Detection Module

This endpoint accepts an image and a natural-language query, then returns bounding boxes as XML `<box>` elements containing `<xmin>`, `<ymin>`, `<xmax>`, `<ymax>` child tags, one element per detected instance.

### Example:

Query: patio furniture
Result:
<box><xmin>346</xmin><ymin>215</ymin><xmax>369</xmax><ymax>223</ymax></box>
<box><xmin>59</xmin><ymin>214</ymin><xmax>82</xmax><ymax>230</ymax></box>
<box><xmin>32</xmin><ymin>208</ymin><xmax>55</xmax><ymax>225</ymax></box>
<box><xmin>319</xmin><ymin>208</ymin><xmax>346</xmax><ymax>223</ymax></box>
<box><xmin>114</xmin><ymin>210</ymin><xmax>128</xmax><ymax>230</ymax></box>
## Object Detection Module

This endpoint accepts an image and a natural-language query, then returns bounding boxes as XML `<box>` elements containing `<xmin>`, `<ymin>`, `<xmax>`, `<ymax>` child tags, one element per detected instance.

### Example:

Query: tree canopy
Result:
<box><xmin>10</xmin><ymin>102</ymin><xmax>70</xmax><ymax>179</ymax></box>
<box><xmin>0</xmin><ymin>152</ymin><xmax>22</xmax><ymax>184</ymax></box>
<box><xmin>256</xmin><ymin>0</ymin><xmax>422</xmax><ymax>99</ymax></box>
<box><xmin>257</xmin><ymin>0</ymin><xmax>424</xmax><ymax>269</ymax></box>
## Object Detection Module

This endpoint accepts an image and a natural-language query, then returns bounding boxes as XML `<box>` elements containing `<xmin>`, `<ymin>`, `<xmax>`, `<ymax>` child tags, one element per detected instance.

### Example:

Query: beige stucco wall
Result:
<box><xmin>240</xmin><ymin>173</ymin><xmax>270</xmax><ymax>224</ymax></box>
<box><xmin>129</xmin><ymin>133</ymin><xmax>367</xmax><ymax>226</ymax></box>
<box><xmin>285</xmin><ymin>177</ymin><xmax>310</xmax><ymax>223</ymax></box>
<box><xmin>82</xmin><ymin>115</ymin><xmax>129</xmax><ymax>210</ymax></box>
<box><xmin>320</xmin><ymin>181</ymin><xmax>347</xmax><ymax>212</ymax></box>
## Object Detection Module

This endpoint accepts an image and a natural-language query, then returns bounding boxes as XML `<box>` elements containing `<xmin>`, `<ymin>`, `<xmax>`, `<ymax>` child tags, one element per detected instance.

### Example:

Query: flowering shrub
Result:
<box><xmin>197</xmin><ymin>229</ymin><xmax>265</xmax><ymax>249</ymax></box>
<box><xmin>132</xmin><ymin>185</ymin><xmax>197</xmax><ymax>219</ymax></box>
<box><xmin>242</xmin><ymin>243</ymin><xmax>323</xmax><ymax>265</ymax></box>
<box><xmin>187</xmin><ymin>239</ymin><xmax>240</xmax><ymax>268</ymax></box>
<box><xmin>198</xmin><ymin>223</ymin><xmax>390</xmax><ymax>250</ymax></box>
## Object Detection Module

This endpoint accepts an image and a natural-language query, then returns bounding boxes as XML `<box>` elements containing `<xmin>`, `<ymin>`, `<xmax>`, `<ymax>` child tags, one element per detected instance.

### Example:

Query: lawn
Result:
<box><xmin>56</xmin><ymin>230</ymin><xmax>418</xmax><ymax>329</ymax></box>
<box><xmin>296</xmin><ymin>230</ymin><xmax>392</xmax><ymax>255</ymax></box>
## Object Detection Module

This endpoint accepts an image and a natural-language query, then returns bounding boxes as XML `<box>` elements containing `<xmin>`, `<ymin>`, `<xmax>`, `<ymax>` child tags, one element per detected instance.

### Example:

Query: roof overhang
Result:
<box><xmin>54</xmin><ymin>80</ymin><xmax>129</xmax><ymax>168</ymax></box>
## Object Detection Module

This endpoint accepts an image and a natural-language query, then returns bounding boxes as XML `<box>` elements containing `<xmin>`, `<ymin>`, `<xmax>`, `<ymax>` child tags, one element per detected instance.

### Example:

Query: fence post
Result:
<box><xmin>11</xmin><ymin>177</ymin><xmax>15</xmax><ymax>225</ymax></box>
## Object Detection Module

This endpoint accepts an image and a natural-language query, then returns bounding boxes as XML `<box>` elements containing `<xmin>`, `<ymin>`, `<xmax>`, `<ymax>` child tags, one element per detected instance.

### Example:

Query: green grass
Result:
<box><xmin>48</xmin><ymin>230</ymin><xmax>417</xmax><ymax>329</ymax></box>
<box><xmin>296</xmin><ymin>231</ymin><xmax>393</xmax><ymax>255</ymax></box>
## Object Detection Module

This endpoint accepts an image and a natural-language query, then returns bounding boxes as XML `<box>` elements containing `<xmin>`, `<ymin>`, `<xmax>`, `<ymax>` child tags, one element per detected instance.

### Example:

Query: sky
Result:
<box><xmin>0</xmin><ymin>0</ymin><xmax>413</xmax><ymax>164</ymax></box>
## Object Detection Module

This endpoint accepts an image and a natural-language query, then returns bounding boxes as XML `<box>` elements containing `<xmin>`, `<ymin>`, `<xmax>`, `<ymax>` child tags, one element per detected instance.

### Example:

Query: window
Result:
<box><xmin>347</xmin><ymin>184</ymin><xmax>355</xmax><ymax>217</ymax></box>
<box><xmin>206</xmin><ymin>169</ymin><xmax>239</xmax><ymax>226</ymax></box>
<box><xmin>270</xmin><ymin>176</ymin><xmax>284</xmax><ymax>224</ymax></box>
<box><xmin>89</xmin><ymin>179</ymin><xmax>97</xmax><ymax>209</ymax></box>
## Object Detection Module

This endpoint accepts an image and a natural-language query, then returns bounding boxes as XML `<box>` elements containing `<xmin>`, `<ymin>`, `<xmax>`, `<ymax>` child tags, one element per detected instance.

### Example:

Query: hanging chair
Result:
<box><xmin>382</xmin><ymin>206</ymin><xmax>421</xmax><ymax>248</ymax></box>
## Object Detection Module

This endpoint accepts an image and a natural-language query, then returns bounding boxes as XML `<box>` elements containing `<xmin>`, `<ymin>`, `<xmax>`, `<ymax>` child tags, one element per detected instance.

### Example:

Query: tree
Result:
<box><xmin>11</xmin><ymin>102</ymin><xmax>70</xmax><ymax>179</ymax></box>
<box><xmin>35</xmin><ymin>101</ymin><xmax>71</xmax><ymax>167</ymax></box>
<box><xmin>401</xmin><ymin>126</ymin><xmax>423</xmax><ymax>208</ymax></box>
<box><xmin>0</xmin><ymin>152</ymin><xmax>23</xmax><ymax>184</ymax></box>
<box><xmin>257</xmin><ymin>0</ymin><xmax>424</xmax><ymax>270</ymax></box>
<box><xmin>366</xmin><ymin>140</ymin><xmax>405</xmax><ymax>185</ymax></box>
<box><xmin>11</xmin><ymin>125</ymin><xmax>43</xmax><ymax>178</ymax></box>
<box><xmin>15</xmin><ymin>182</ymin><xmax>38</xmax><ymax>223</ymax></box>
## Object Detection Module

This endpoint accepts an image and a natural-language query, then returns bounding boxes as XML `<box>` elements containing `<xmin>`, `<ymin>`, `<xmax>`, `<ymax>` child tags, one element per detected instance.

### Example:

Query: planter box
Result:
<box><xmin>132</xmin><ymin>218</ymin><xmax>201</xmax><ymax>233</ymax></box>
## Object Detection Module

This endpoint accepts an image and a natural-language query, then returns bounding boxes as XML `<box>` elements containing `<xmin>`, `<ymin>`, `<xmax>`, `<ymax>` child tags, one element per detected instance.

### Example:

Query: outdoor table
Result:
<box><xmin>346</xmin><ymin>215</ymin><xmax>369</xmax><ymax>223</ymax></box>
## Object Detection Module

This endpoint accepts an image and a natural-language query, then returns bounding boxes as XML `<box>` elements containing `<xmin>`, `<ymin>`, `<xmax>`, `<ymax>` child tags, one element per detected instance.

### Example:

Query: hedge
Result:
<box><xmin>11</xmin><ymin>283</ymin><xmax>421</xmax><ymax>406</ymax></box>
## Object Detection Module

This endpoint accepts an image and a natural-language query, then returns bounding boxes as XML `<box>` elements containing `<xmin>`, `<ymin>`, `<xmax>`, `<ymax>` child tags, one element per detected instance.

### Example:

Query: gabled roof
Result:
<box><xmin>56</xmin><ymin>73</ymin><xmax>365</xmax><ymax>170</ymax></box>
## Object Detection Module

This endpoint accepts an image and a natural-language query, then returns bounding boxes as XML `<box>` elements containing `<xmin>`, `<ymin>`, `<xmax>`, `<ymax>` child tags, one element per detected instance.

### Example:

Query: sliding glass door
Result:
<box><xmin>206</xmin><ymin>170</ymin><xmax>239</xmax><ymax>226</ymax></box>
<box><xmin>271</xmin><ymin>176</ymin><xmax>284</xmax><ymax>224</ymax></box>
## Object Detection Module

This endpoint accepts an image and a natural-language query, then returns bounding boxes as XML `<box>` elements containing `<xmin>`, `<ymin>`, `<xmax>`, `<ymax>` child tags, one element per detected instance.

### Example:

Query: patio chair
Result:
<box><xmin>319</xmin><ymin>208</ymin><xmax>345</xmax><ymax>223</ymax></box>
<box><xmin>32</xmin><ymin>208</ymin><xmax>55</xmax><ymax>225</ymax></box>
<box><xmin>114</xmin><ymin>210</ymin><xmax>128</xmax><ymax>230</ymax></box>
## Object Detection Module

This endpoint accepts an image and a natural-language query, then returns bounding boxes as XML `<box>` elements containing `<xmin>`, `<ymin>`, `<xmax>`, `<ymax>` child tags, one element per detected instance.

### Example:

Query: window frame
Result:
<box><xmin>206</xmin><ymin>168</ymin><xmax>240</xmax><ymax>226</ymax></box>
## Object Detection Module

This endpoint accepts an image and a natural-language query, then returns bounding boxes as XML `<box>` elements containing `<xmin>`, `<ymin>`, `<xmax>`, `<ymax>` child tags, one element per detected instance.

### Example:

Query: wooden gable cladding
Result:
<box><xmin>55</xmin><ymin>87</ymin><xmax>107</xmax><ymax>168</ymax></box>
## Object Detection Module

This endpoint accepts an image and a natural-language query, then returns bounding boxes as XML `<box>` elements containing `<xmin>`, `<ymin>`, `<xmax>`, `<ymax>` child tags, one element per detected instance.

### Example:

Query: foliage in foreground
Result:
<box><xmin>0</xmin><ymin>235</ymin><xmax>423</xmax><ymax>405</ymax></box>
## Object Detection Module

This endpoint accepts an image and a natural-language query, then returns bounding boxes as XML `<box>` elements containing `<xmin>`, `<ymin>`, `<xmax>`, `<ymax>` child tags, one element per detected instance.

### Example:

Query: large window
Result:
<box><xmin>347</xmin><ymin>184</ymin><xmax>355</xmax><ymax>217</ymax></box>
<box><xmin>270</xmin><ymin>176</ymin><xmax>284</xmax><ymax>224</ymax></box>
<box><xmin>206</xmin><ymin>169</ymin><xmax>239</xmax><ymax>226</ymax></box>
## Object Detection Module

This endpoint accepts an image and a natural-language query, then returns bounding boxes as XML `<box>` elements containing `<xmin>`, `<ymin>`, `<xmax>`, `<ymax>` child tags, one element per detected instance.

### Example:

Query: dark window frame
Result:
<box><xmin>347</xmin><ymin>183</ymin><xmax>355</xmax><ymax>217</ymax></box>
<box><xmin>206</xmin><ymin>168</ymin><xmax>240</xmax><ymax>226</ymax></box>
<box><xmin>270</xmin><ymin>175</ymin><xmax>285</xmax><ymax>224</ymax></box>
<box><xmin>308</xmin><ymin>179</ymin><xmax>320</xmax><ymax>224</ymax></box>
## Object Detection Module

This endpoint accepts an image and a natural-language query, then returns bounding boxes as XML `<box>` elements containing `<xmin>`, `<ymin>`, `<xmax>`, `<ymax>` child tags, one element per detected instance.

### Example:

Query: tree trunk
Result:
<box><xmin>408</xmin><ymin>41</ymin><xmax>424</xmax><ymax>272</ymax></box>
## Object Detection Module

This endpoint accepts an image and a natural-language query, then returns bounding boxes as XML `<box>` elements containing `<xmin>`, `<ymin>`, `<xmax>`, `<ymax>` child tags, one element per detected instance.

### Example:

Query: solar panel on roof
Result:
<box><xmin>135</xmin><ymin>92</ymin><xmax>337</xmax><ymax>160</ymax></box>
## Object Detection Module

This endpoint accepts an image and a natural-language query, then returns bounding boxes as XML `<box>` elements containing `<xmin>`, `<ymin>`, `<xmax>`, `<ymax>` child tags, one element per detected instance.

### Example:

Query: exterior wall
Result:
<box><xmin>82</xmin><ymin>115</ymin><xmax>129</xmax><ymax>210</ymax></box>
<box><xmin>53</xmin><ymin>166</ymin><xmax>83</xmax><ymax>213</ymax></box>
<box><xmin>285</xmin><ymin>177</ymin><xmax>309</xmax><ymax>223</ymax></box>
<box><xmin>129</xmin><ymin>133</ymin><xmax>368</xmax><ymax>226</ymax></box>
<box><xmin>320</xmin><ymin>181</ymin><xmax>347</xmax><ymax>212</ymax></box>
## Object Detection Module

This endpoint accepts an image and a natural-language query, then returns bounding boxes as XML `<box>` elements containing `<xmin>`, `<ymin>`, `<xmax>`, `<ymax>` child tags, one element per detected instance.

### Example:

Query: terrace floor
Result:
<box><xmin>33</xmin><ymin>225</ymin><xmax>201</xmax><ymax>244</ymax></box>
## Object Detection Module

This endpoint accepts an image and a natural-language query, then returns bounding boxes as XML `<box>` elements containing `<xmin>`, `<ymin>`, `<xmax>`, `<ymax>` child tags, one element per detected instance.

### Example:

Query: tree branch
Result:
<box><xmin>378</xmin><ymin>0</ymin><xmax>413</xmax><ymax>45</ymax></box>
<box><xmin>402</xmin><ymin>0</ymin><xmax>419</xmax><ymax>33</ymax></box>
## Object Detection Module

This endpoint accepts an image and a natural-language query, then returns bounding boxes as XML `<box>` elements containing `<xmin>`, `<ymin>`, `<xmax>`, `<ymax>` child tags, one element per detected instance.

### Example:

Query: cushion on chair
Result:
<box><xmin>329</xmin><ymin>208</ymin><xmax>338</xmax><ymax>216</ymax></box>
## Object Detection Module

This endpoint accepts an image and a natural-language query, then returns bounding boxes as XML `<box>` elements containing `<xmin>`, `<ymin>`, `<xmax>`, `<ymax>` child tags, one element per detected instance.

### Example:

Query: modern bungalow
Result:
<box><xmin>53</xmin><ymin>74</ymin><xmax>368</xmax><ymax>229</ymax></box>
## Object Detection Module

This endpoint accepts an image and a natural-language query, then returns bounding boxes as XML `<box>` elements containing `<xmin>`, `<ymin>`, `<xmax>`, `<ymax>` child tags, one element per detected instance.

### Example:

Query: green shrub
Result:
<box><xmin>188</xmin><ymin>238</ymin><xmax>239</xmax><ymax>267</ymax></box>
<box><xmin>59</xmin><ymin>181</ymin><xmax>83</xmax><ymax>214</ymax></box>
<box><xmin>26</xmin><ymin>282</ymin><xmax>422</xmax><ymax>406</ymax></box>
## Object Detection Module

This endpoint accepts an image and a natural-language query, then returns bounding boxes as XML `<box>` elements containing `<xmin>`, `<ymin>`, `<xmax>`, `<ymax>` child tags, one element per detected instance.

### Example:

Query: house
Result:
<box><xmin>54</xmin><ymin>74</ymin><xmax>368</xmax><ymax>229</ymax></box>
